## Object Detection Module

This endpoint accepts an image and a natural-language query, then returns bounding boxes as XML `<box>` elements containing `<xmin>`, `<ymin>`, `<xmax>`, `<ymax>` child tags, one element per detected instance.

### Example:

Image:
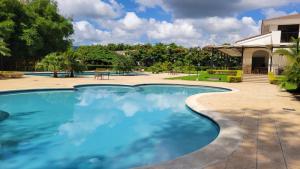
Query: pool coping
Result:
<box><xmin>0</xmin><ymin>83</ymin><xmax>243</xmax><ymax>169</ymax></box>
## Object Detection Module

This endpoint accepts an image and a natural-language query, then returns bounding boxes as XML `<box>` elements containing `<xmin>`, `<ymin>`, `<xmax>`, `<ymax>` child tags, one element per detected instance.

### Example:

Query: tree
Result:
<box><xmin>36</xmin><ymin>53</ymin><xmax>64</xmax><ymax>77</ymax></box>
<box><xmin>63</xmin><ymin>49</ymin><xmax>85</xmax><ymax>77</ymax></box>
<box><xmin>276</xmin><ymin>38</ymin><xmax>300</xmax><ymax>89</ymax></box>
<box><xmin>0</xmin><ymin>39</ymin><xmax>10</xmax><ymax>57</ymax></box>
<box><xmin>76</xmin><ymin>45</ymin><xmax>120</xmax><ymax>66</ymax></box>
<box><xmin>113</xmin><ymin>55</ymin><xmax>135</xmax><ymax>73</ymax></box>
<box><xmin>0</xmin><ymin>0</ymin><xmax>73</xmax><ymax>70</ymax></box>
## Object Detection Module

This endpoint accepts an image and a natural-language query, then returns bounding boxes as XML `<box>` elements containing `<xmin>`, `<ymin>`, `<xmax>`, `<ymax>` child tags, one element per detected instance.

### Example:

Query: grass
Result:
<box><xmin>167</xmin><ymin>71</ymin><xmax>229</xmax><ymax>82</ymax></box>
<box><xmin>282</xmin><ymin>82</ymin><xmax>298</xmax><ymax>91</ymax></box>
<box><xmin>272</xmin><ymin>75</ymin><xmax>298</xmax><ymax>91</ymax></box>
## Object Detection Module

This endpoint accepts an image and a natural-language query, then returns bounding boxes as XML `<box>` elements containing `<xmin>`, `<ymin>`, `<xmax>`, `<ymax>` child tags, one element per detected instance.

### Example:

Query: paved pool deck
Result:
<box><xmin>0</xmin><ymin>73</ymin><xmax>300</xmax><ymax>169</ymax></box>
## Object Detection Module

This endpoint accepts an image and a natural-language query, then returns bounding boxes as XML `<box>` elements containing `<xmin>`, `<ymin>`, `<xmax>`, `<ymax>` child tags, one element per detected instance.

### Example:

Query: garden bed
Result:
<box><xmin>0</xmin><ymin>71</ymin><xmax>24</xmax><ymax>79</ymax></box>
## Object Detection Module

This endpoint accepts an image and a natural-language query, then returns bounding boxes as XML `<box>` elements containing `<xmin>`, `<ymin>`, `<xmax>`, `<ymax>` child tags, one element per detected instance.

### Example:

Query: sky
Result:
<box><xmin>56</xmin><ymin>0</ymin><xmax>300</xmax><ymax>47</ymax></box>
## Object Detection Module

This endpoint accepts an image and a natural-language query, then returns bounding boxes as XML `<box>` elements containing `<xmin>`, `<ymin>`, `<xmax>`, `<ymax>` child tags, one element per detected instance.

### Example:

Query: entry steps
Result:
<box><xmin>243</xmin><ymin>74</ymin><xmax>269</xmax><ymax>83</ymax></box>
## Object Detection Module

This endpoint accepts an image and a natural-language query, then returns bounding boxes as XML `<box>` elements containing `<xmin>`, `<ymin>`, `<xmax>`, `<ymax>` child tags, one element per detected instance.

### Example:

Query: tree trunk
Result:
<box><xmin>53</xmin><ymin>71</ymin><xmax>58</xmax><ymax>78</ymax></box>
<box><xmin>70</xmin><ymin>70</ymin><xmax>74</xmax><ymax>77</ymax></box>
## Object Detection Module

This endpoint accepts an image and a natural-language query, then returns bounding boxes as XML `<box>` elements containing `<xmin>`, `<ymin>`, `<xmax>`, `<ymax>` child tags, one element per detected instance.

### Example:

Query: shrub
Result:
<box><xmin>227</xmin><ymin>70</ymin><xmax>243</xmax><ymax>83</ymax></box>
<box><xmin>206</xmin><ymin>69</ymin><xmax>243</xmax><ymax>82</ymax></box>
<box><xmin>268</xmin><ymin>72</ymin><xmax>279</xmax><ymax>84</ymax></box>
<box><xmin>283</xmin><ymin>64</ymin><xmax>300</xmax><ymax>89</ymax></box>
<box><xmin>0</xmin><ymin>71</ymin><xmax>24</xmax><ymax>79</ymax></box>
<box><xmin>227</xmin><ymin>76</ymin><xmax>242</xmax><ymax>83</ymax></box>
<box><xmin>160</xmin><ymin>62</ymin><xmax>173</xmax><ymax>72</ymax></box>
<box><xmin>113</xmin><ymin>55</ymin><xmax>135</xmax><ymax>73</ymax></box>
<box><xmin>149</xmin><ymin>63</ymin><xmax>163</xmax><ymax>74</ymax></box>
<box><xmin>207</xmin><ymin>70</ymin><xmax>238</xmax><ymax>76</ymax></box>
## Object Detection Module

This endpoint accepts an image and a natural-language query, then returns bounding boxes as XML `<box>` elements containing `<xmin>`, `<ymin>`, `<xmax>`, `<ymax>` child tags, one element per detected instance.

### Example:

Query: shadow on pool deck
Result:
<box><xmin>202</xmin><ymin>108</ymin><xmax>300</xmax><ymax>169</ymax></box>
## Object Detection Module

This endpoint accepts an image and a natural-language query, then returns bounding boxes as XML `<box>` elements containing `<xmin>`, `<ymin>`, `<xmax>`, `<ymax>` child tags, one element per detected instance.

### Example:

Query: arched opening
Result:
<box><xmin>252</xmin><ymin>50</ymin><xmax>269</xmax><ymax>74</ymax></box>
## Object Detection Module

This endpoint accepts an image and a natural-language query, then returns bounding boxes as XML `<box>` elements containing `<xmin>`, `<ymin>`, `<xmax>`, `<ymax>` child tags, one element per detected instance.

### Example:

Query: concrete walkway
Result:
<box><xmin>0</xmin><ymin>73</ymin><xmax>299</xmax><ymax>169</ymax></box>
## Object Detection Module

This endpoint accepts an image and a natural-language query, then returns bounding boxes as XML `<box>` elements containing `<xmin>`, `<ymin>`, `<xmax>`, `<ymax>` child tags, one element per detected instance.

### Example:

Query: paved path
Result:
<box><xmin>0</xmin><ymin>73</ymin><xmax>299</xmax><ymax>169</ymax></box>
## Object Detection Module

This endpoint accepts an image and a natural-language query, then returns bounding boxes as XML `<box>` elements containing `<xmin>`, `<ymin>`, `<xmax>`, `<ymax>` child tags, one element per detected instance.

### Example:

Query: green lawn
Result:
<box><xmin>282</xmin><ymin>82</ymin><xmax>298</xmax><ymax>91</ymax></box>
<box><xmin>274</xmin><ymin>75</ymin><xmax>298</xmax><ymax>91</ymax></box>
<box><xmin>167</xmin><ymin>71</ymin><xmax>229</xmax><ymax>82</ymax></box>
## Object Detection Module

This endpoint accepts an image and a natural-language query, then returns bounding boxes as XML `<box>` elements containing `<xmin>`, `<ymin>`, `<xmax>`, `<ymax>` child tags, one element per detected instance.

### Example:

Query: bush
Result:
<box><xmin>227</xmin><ymin>76</ymin><xmax>242</xmax><ymax>83</ymax></box>
<box><xmin>0</xmin><ymin>71</ymin><xmax>24</xmax><ymax>79</ymax></box>
<box><xmin>227</xmin><ymin>70</ymin><xmax>243</xmax><ymax>83</ymax></box>
<box><xmin>207</xmin><ymin>69</ymin><xmax>238</xmax><ymax>76</ymax></box>
<box><xmin>206</xmin><ymin>69</ymin><xmax>243</xmax><ymax>83</ymax></box>
<box><xmin>268</xmin><ymin>72</ymin><xmax>279</xmax><ymax>84</ymax></box>
<box><xmin>113</xmin><ymin>55</ymin><xmax>135</xmax><ymax>73</ymax></box>
<box><xmin>160</xmin><ymin>62</ymin><xmax>173</xmax><ymax>72</ymax></box>
<box><xmin>284</xmin><ymin>64</ymin><xmax>300</xmax><ymax>89</ymax></box>
<box><xmin>149</xmin><ymin>63</ymin><xmax>163</xmax><ymax>74</ymax></box>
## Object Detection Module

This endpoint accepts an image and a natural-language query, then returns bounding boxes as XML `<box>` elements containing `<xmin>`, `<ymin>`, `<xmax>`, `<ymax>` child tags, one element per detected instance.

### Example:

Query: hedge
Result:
<box><xmin>207</xmin><ymin>69</ymin><xmax>239</xmax><ymax>76</ymax></box>
<box><xmin>227</xmin><ymin>70</ymin><xmax>243</xmax><ymax>83</ymax></box>
<box><xmin>0</xmin><ymin>71</ymin><xmax>24</xmax><ymax>79</ymax></box>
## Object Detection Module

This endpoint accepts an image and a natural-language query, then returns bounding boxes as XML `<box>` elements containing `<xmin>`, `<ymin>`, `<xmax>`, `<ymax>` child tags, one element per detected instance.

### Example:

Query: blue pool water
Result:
<box><xmin>0</xmin><ymin>85</ymin><xmax>226</xmax><ymax>169</ymax></box>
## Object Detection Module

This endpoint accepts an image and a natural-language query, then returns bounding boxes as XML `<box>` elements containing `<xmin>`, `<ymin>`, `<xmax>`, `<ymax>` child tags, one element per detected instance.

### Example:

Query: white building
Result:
<box><xmin>214</xmin><ymin>14</ymin><xmax>300</xmax><ymax>74</ymax></box>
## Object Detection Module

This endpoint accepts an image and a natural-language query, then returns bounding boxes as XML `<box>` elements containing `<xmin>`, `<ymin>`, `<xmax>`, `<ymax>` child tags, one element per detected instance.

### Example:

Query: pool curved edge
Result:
<box><xmin>0</xmin><ymin>83</ymin><xmax>243</xmax><ymax>169</ymax></box>
<box><xmin>137</xmin><ymin>87</ymin><xmax>244</xmax><ymax>169</ymax></box>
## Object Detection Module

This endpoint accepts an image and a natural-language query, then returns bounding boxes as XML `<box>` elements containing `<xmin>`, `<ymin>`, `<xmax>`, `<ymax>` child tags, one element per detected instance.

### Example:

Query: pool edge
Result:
<box><xmin>0</xmin><ymin>83</ymin><xmax>243</xmax><ymax>169</ymax></box>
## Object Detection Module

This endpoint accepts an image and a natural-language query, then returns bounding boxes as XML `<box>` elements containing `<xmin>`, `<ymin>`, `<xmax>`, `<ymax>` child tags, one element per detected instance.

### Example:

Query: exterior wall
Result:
<box><xmin>272</xmin><ymin>48</ymin><xmax>289</xmax><ymax>74</ymax></box>
<box><xmin>242</xmin><ymin>48</ymin><xmax>272</xmax><ymax>74</ymax></box>
<box><xmin>236</xmin><ymin>30</ymin><xmax>293</xmax><ymax>47</ymax></box>
<box><xmin>236</xmin><ymin>33</ymin><xmax>272</xmax><ymax>46</ymax></box>
<box><xmin>271</xmin><ymin>31</ymin><xmax>281</xmax><ymax>45</ymax></box>
<box><xmin>237</xmin><ymin>15</ymin><xmax>299</xmax><ymax>74</ymax></box>
<box><xmin>242</xmin><ymin>48</ymin><xmax>289</xmax><ymax>74</ymax></box>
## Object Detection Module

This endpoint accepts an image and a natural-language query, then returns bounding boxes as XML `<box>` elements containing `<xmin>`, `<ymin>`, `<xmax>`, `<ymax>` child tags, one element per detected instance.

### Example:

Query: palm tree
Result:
<box><xmin>275</xmin><ymin>38</ymin><xmax>300</xmax><ymax>89</ymax></box>
<box><xmin>63</xmin><ymin>49</ymin><xmax>85</xmax><ymax>77</ymax></box>
<box><xmin>275</xmin><ymin>38</ymin><xmax>300</xmax><ymax>64</ymax></box>
<box><xmin>36</xmin><ymin>53</ymin><xmax>64</xmax><ymax>77</ymax></box>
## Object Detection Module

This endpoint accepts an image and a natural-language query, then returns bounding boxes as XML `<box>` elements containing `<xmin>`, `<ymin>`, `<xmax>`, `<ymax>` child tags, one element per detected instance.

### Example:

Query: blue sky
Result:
<box><xmin>56</xmin><ymin>0</ymin><xmax>300</xmax><ymax>47</ymax></box>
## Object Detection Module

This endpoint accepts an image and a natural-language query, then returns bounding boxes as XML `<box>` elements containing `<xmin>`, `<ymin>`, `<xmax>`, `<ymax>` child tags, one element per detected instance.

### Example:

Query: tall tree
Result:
<box><xmin>0</xmin><ymin>39</ymin><xmax>10</xmax><ymax>57</ymax></box>
<box><xmin>0</xmin><ymin>0</ymin><xmax>73</xmax><ymax>70</ymax></box>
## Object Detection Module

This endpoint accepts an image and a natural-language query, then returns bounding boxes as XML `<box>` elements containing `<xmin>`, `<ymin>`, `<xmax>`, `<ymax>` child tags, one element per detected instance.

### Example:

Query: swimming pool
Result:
<box><xmin>24</xmin><ymin>71</ymin><xmax>145</xmax><ymax>77</ymax></box>
<box><xmin>0</xmin><ymin>85</ymin><xmax>226</xmax><ymax>169</ymax></box>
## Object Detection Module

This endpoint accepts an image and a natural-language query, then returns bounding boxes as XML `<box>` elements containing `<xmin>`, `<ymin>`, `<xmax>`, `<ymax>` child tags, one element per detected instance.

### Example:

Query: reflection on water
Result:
<box><xmin>0</xmin><ymin>85</ymin><xmax>225</xmax><ymax>169</ymax></box>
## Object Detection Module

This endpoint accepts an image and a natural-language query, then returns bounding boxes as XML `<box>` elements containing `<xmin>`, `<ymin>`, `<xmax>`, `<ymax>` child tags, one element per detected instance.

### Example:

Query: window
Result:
<box><xmin>278</xmin><ymin>24</ymin><xmax>299</xmax><ymax>43</ymax></box>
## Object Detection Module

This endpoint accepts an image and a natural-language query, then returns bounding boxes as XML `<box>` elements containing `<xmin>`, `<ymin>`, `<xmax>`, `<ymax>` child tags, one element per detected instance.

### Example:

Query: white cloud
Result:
<box><xmin>56</xmin><ymin>0</ymin><xmax>123</xmax><ymax>19</ymax></box>
<box><xmin>147</xmin><ymin>16</ymin><xmax>259</xmax><ymax>46</ymax></box>
<box><xmin>262</xmin><ymin>8</ymin><xmax>298</xmax><ymax>19</ymax></box>
<box><xmin>72</xmin><ymin>14</ymin><xmax>260</xmax><ymax>47</ymax></box>
<box><xmin>147</xmin><ymin>19</ymin><xmax>202</xmax><ymax>47</ymax></box>
<box><xmin>56</xmin><ymin>0</ymin><xmax>297</xmax><ymax>47</ymax></box>
<box><xmin>72</xmin><ymin>21</ymin><xmax>111</xmax><ymax>44</ymax></box>
<box><xmin>121</xmin><ymin>12</ymin><xmax>144</xmax><ymax>30</ymax></box>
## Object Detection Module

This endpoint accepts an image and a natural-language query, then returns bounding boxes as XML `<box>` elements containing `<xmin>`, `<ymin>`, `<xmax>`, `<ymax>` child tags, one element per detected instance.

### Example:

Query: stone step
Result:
<box><xmin>242</xmin><ymin>74</ymin><xmax>269</xmax><ymax>83</ymax></box>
